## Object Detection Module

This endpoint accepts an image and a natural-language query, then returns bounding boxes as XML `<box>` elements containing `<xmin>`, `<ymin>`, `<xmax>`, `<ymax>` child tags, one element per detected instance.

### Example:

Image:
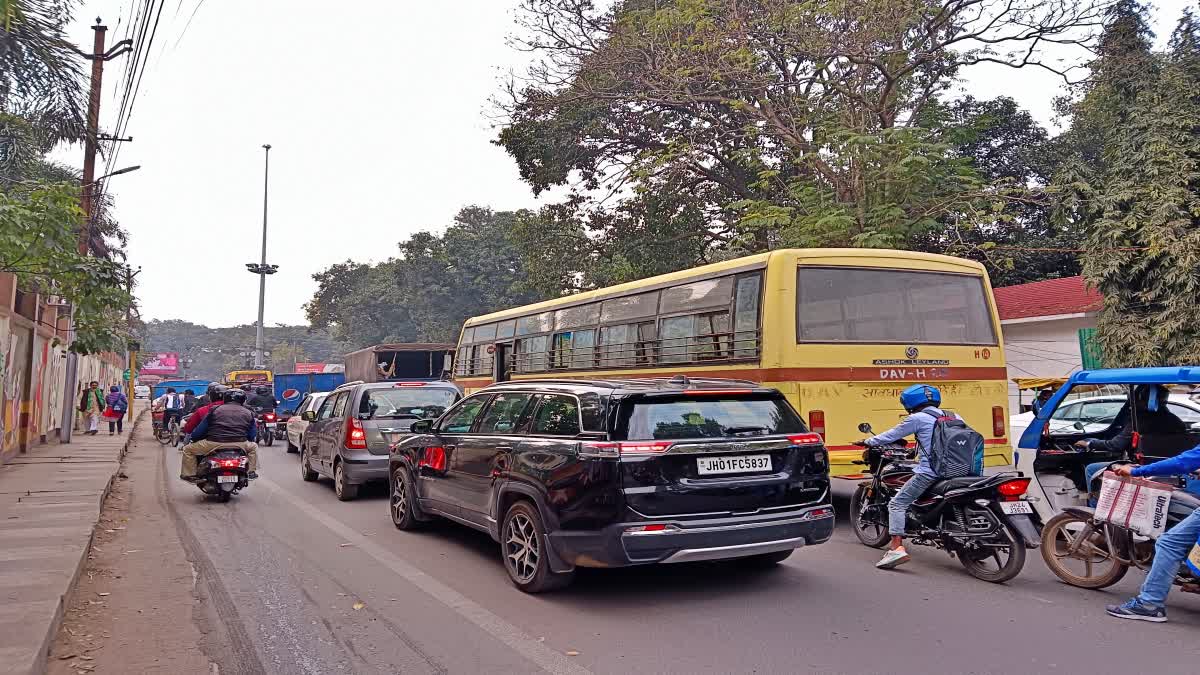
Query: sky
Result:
<box><xmin>52</xmin><ymin>0</ymin><xmax>1194</xmax><ymax>329</ymax></box>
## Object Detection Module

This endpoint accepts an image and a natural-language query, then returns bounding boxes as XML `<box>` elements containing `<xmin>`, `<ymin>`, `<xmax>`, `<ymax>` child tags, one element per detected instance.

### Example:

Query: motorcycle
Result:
<box><xmin>845</xmin><ymin>423</ymin><xmax>1040</xmax><ymax>583</ymax></box>
<box><xmin>193</xmin><ymin>447</ymin><xmax>250</xmax><ymax>502</ymax></box>
<box><xmin>1040</xmin><ymin>464</ymin><xmax>1200</xmax><ymax>591</ymax></box>
<box><xmin>252</xmin><ymin>407</ymin><xmax>277</xmax><ymax>447</ymax></box>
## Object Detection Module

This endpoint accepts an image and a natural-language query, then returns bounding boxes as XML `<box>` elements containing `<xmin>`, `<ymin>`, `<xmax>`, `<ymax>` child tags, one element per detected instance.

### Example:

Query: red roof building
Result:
<box><xmin>993</xmin><ymin>276</ymin><xmax>1103</xmax><ymax>322</ymax></box>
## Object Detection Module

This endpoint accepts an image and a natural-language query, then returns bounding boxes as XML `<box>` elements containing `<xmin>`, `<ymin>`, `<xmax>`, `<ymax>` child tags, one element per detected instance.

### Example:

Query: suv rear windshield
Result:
<box><xmin>359</xmin><ymin>387</ymin><xmax>457</xmax><ymax>420</ymax></box>
<box><xmin>620</xmin><ymin>394</ymin><xmax>806</xmax><ymax>441</ymax></box>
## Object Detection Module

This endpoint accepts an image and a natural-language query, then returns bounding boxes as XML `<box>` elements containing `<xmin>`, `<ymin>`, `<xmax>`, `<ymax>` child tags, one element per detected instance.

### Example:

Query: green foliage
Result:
<box><xmin>0</xmin><ymin>182</ymin><xmax>132</xmax><ymax>354</ymax></box>
<box><xmin>306</xmin><ymin>207</ymin><xmax>543</xmax><ymax>346</ymax></box>
<box><xmin>1055</xmin><ymin>1</ymin><xmax>1200</xmax><ymax>366</ymax></box>
<box><xmin>0</xmin><ymin>0</ymin><xmax>85</xmax><ymax>144</ymax></box>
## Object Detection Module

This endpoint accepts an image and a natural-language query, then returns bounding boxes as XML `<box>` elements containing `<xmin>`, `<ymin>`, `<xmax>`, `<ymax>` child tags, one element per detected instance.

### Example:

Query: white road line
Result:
<box><xmin>255</xmin><ymin>476</ymin><xmax>592</xmax><ymax>675</ymax></box>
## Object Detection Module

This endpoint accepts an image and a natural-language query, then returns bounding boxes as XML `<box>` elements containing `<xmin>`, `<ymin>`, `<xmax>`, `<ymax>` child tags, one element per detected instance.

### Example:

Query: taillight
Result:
<box><xmin>681</xmin><ymin>389</ymin><xmax>755</xmax><ymax>395</ymax></box>
<box><xmin>210</xmin><ymin>457</ymin><xmax>246</xmax><ymax>469</ymax></box>
<box><xmin>1131</xmin><ymin>431</ymin><xmax>1140</xmax><ymax>449</ymax></box>
<box><xmin>787</xmin><ymin>433</ymin><xmax>824</xmax><ymax>446</ymax></box>
<box><xmin>264</xmin><ymin>413</ymin><xmax>276</xmax><ymax>422</ymax></box>
<box><xmin>345</xmin><ymin>418</ymin><xmax>367</xmax><ymax>449</ymax></box>
<box><xmin>578</xmin><ymin>440</ymin><xmax>673</xmax><ymax>458</ymax></box>
<box><xmin>394</xmin><ymin>382</ymin><xmax>426</xmax><ymax>387</ymax></box>
<box><xmin>992</xmin><ymin>406</ymin><xmax>1004</xmax><ymax>437</ymax></box>
<box><xmin>808</xmin><ymin>410</ymin><xmax>825</xmax><ymax>437</ymax></box>
<box><xmin>997</xmin><ymin>478</ymin><xmax>1030</xmax><ymax>497</ymax></box>
<box><xmin>624</xmin><ymin>524</ymin><xmax>680</xmax><ymax>534</ymax></box>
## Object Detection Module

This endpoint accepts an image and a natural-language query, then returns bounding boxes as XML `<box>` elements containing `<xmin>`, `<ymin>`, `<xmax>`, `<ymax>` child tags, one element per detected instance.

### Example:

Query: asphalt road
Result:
<box><xmin>163</xmin><ymin>442</ymin><xmax>1200</xmax><ymax>675</ymax></box>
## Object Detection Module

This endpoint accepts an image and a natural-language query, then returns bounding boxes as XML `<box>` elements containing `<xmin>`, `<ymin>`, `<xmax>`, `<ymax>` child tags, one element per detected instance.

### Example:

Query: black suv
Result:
<box><xmin>299</xmin><ymin>380</ymin><xmax>462</xmax><ymax>500</ymax></box>
<box><xmin>389</xmin><ymin>377</ymin><xmax>833</xmax><ymax>592</ymax></box>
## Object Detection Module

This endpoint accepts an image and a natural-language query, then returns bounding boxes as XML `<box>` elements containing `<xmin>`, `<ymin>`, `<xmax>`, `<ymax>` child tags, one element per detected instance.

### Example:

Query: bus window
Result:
<box><xmin>797</xmin><ymin>268</ymin><xmax>996</xmax><ymax>344</ymax></box>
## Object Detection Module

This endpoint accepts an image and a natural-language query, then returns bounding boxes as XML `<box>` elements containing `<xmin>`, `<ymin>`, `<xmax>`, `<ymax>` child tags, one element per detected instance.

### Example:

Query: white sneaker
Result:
<box><xmin>876</xmin><ymin>547</ymin><xmax>911</xmax><ymax>569</ymax></box>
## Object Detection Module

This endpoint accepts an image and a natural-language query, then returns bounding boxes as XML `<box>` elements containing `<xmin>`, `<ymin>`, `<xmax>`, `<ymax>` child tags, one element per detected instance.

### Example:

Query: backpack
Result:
<box><xmin>918</xmin><ymin>410</ymin><xmax>984</xmax><ymax>478</ymax></box>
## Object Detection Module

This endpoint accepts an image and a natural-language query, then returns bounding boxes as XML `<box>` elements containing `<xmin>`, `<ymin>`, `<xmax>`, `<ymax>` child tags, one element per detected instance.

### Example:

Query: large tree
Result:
<box><xmin>1066</xmin><ymin>5</ymin><xmax>1200</xmax><ymax>366</ymax></box>
<box><xmin>498</xmin><ymin>0</ymin><xmax>1108</xmax><ymax>256</ymax></box>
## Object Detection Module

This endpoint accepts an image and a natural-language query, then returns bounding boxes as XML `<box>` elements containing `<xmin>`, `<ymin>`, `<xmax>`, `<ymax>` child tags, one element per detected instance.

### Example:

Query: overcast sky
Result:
<box><xmin>52</xmin><ymin>0</ymin><xmax>1192</xmax><ymax>329</ymax></box>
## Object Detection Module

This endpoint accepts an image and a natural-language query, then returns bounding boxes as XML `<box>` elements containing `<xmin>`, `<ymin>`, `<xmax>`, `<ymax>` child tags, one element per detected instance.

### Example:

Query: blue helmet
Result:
<box><xmin>899</xmin><ymin>384</ymin><xmax>941</xmax><ymax>412</ymax></box>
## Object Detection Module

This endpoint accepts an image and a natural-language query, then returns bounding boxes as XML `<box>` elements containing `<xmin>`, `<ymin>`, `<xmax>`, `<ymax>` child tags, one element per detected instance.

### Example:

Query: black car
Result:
<box><xmin>389</xmin><ymin>377</ymin><xmax>833</xmax><ymax>592</ymax></box>
<box><xmin>300</xmin><ymin>380</ymin><xmax>462</xmax><ymax>500</ymax></box>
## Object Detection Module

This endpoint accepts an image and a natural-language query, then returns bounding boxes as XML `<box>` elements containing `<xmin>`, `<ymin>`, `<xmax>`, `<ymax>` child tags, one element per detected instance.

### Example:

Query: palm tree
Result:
<box><xmin>0</xmin><ymin>0</ymin><xmax>84</xmax><ymax>148</ymax></box>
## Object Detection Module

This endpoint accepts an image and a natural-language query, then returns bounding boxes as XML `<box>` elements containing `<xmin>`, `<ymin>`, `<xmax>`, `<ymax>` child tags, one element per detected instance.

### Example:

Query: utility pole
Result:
<box><xmin>60</xmin><ymin>19</ymin><xmax>132</xmax><ymax>444</ymax></box>
<box><xmin>247</xmin><ymin>144</ymin><xmax>278</xmax><ymax>369</ymax></box>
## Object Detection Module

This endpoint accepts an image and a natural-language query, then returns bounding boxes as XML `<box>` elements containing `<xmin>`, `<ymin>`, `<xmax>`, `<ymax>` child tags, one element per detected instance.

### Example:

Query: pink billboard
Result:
<box><xmin>139</xmin><ymin>352</ymin><xmax>179</xmax><ymax>376</ymax></box>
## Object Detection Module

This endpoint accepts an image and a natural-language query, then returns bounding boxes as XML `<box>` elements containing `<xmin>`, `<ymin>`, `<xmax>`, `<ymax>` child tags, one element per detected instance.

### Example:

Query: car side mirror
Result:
<box><xmin>1073</xmin><ymin>421</ymin><xmax>1086</xmax><ymax>431</ymax></box>
<box><xmin>410</xmin><ymin>419</ymin><xmax>434</xmax><ymax>435</ymax></box>
<box><xmin>858</xmin><ymin>422</ymin><xmax>873</xmax><ymax>434</ymax></box>
<box><xmin>302</xmin><ymin>410</ymin><xmax>317</xmax><ymax>422</ymax></box>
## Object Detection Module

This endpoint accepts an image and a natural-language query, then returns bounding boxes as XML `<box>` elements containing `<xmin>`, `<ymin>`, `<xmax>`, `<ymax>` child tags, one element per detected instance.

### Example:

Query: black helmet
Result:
<box><xmin>223</xmin><ymin>389</ymin><xmax>247</xmax><ymax>405</ymax></box>
<box><xmin>205</xmin><ymin>383</ymin><xmax>226</xmax><ymax>401</ymax></box>
<box><xmin>257</xmin><ymin>386</ymin><xmax>271</xmax><ymax>395</ymax></box>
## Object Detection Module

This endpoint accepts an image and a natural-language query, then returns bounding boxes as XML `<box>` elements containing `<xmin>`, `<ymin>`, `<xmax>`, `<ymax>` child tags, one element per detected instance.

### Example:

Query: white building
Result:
<box><xmin>994</xmin><ymin>276</ymin><xmax>1103</xmax><ymax>412</ymax></box>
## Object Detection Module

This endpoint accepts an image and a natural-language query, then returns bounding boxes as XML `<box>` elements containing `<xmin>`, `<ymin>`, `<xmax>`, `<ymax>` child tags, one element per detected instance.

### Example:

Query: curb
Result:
<box><xmin>19</xmin><ymin>409</ymin><xmax>147</xmax><ymax>675</ymax></box>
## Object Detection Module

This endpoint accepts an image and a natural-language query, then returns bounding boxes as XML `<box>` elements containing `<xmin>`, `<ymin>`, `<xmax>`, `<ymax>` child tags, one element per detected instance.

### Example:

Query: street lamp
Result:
<box><xmin>88</xmin><ymin>165</ymin><xmax>141</xmax><ymax>185</ymax></box>
<box><xmin>247</xmin><ymin>144</ymin><xmax>275</xmax><ymax>369</ymax></box>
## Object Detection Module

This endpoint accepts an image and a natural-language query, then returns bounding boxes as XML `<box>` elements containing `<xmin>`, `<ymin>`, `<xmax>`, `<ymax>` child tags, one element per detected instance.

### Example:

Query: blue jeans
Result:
<box><xmin>889</xmin><ymin>473</ymin><xmax>940</xmax><ymax>536</ymax></box>
<box><xmin>1136</xmin><ymin>507</ymin><xmax>1200</xmax><ymax>607</ymax></box>
<box><xmin>1085</xmin><ymin>461</ymin><xmax>1111</xmax><ymax>505</ymax></box>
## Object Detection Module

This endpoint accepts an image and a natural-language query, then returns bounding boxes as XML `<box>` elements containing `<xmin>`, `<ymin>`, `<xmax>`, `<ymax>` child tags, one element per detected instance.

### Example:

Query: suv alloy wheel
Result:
<box><xmin>390</xmin><ymin>466</ymin><xmax>421</xmax><ymax>530</ymax></box>
<box><xmin>501</xmin><ymin>501</ymin><xmax>574</xmax><ymax>593</ymax></box>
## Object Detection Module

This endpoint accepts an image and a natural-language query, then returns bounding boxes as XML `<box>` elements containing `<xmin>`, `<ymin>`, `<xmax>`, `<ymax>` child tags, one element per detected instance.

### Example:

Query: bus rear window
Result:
<box><xmin>796</xmin><ymin>268</ymin><xmax>997</xmax><ymax>345</ymax></box>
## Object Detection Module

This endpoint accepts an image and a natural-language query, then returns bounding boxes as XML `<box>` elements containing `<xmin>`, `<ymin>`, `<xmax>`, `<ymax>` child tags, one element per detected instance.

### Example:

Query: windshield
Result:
<box><xmin>359</xmin><ymin>388</ymin><xmax>457</xmax><ymax>420</ymax></box>
<box><xmin>621</xmin><ymin>395</ymin><xmax>805</xmax><ymax>441</ymax></box>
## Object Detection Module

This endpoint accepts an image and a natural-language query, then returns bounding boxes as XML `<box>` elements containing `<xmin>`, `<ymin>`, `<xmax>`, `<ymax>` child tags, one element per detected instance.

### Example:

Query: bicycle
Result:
<box><xmin>156</xmin><ymin>412</ymin><xmax>181</xmax><ymax>446</ymax></box>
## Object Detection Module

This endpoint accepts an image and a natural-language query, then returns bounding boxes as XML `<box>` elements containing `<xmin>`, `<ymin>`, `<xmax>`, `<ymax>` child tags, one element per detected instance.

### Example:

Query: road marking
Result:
<box><xmin>256</xmin><ymin>476</ymin><xmax>591</xmax><ymax>675</ymax></box>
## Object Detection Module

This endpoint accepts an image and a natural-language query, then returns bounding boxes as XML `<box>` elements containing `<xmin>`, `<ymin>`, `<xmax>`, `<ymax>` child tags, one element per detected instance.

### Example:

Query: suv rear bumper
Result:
<box><xmin>546</xmin><ymin>503</ymin><xmax>835</xmax><ymax>570</ymax></box>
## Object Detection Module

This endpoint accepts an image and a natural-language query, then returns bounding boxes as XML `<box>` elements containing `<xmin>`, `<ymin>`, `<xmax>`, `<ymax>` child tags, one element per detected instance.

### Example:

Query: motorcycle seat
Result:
<box><xmin>926</xmin><ymin>476</ymin><xmax>990</xmax><ymax>495</ymax></box>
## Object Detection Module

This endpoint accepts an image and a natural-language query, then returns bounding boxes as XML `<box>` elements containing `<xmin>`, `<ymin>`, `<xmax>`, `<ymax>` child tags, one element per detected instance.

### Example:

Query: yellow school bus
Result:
<box><xmin>453</xmin><ymin>249</ymin><xmax>1010</xmax><ymax>475</ymax></box>
<box><xmin>225</xmin><ymin>369</ymin><xmax>273</xmax><ymax>386</ymax></box>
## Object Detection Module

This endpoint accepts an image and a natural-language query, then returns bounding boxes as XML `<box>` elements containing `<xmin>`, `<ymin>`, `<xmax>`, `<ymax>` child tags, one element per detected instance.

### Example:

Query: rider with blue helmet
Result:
<box><xmin>857</xmin><ymin>383</ymin><xmax>956</xmax><ymax>570</ymax></box>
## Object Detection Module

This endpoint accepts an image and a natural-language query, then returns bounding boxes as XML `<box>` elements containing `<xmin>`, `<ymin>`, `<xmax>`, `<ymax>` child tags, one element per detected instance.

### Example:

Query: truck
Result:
<box><xmin>342</xmin><ymin>343</ymin><xmax>455</xmax><ymax>384</ymax></box>
<box><xmin>273</xmin><ymin>372</ymin><xmax>347</xmax><ymax>416</ymax></box>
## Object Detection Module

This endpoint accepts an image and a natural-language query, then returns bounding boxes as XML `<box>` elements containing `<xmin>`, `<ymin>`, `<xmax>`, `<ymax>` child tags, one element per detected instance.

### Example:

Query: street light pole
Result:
<box><xmin>254</xmin><ymin>144</ymin><xmax>271</xmax><ymax>369</ymax></box>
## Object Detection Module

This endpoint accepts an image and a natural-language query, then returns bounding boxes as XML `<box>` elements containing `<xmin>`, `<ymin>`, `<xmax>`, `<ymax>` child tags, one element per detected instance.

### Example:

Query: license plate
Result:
<box><xmin>217</xmin><ymin>474</ymin><xmax>238</xmax><ymax>484</ymax></box>
<box><xmin>263</xmin><ymin>422</ymin><xmax>276</xmax><ymax>429</ymax></box>
<box><xmin>999</xmin><ymin>501</ymin><xmax>1033</xmax><ymax>515</ymax></box>
<box><xmin>696</xmin><ymin>454</ymin><xmax>771</xmax><ymax>476</ymax></box>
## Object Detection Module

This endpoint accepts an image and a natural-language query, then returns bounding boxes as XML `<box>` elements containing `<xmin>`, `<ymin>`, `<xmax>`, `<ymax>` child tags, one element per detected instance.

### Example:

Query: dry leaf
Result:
<box><xmin>58</xmin><ymin>653</ymin><xmax>76</xmax><ymax>660</ymax></box>
<box><xmin>352</xmin><ymin>601</ymin><xmax>365</xmax><ymax>610</ymax></box>
<box><xmin>123</xmin><ymin>550</ymin><xmax>141</xmax><ymax>554</ymax></box>
<box><xmin>338</xmin><ymin>543</ymin><xmax>354</xmax><ymax>548</ymax></box>
<box><xmin>97</xmin><ymin>593</ymin><xmax>110</xmax><ymax>597</ymax></box>
<box><xmin>566</xmin><ymin>650</ymin><xmax>580</xmax><ymax>656</ymax></box>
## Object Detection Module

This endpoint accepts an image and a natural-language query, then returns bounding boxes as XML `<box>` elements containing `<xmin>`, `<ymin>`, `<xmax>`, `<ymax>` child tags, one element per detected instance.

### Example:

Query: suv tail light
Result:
<box><xmin>579</xmin><ymin>440</ymin><xmax>673</xmax><ymax>458</ymax></box>
<box><xmin>345</xmin><ymin>417</ymin><xmax>367</xmax><ymax>449</ymax></box>
<box><xmin>808</xmin><ymin>410</ymin><xmax>825</xmax><ymax>437</ymax></box>
<box><xmin>787</xmin><ymin>433</ymin><xmax>824</xmax><ymax>446</ymax></box>
<box><xmin>992</xmin><ymin>406</ymin><xmax>1005</xmax><ymax>437</ymax></box>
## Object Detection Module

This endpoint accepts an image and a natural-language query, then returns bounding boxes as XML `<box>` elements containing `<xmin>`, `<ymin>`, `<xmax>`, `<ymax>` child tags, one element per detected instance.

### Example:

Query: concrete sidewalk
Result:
<box><xmin>0</xmin><ymin>403</ymin><xmax>147</xmax><ymax>675</ymax></box>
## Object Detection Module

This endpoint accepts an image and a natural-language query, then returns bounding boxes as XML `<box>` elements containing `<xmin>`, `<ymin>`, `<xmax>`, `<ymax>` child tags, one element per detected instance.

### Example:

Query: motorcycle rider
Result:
<box><xmin>247</xmin><ymin>385</ymin><xmax>278</xmax><ymax>413</ymax></box>
<box><xmin>1104</xmin><ymin>444</ymin><xmax>1200</xmax><ymax>622</ymax></box>
<box><xmin>180</xmin><ymin>388</ymin><xmax>259</xmax><ymax>481</ymax></box>
<box><xmin>857</xmin><ymin>384</ymin><xmax>958</xmax><ymax>570</ymax></box>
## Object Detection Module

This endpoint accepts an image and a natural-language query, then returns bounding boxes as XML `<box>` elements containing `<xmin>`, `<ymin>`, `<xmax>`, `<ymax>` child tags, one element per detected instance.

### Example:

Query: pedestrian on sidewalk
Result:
<box><xmin>79</xmin><ymin>381</ymin><xmax>104</xmax><ymax>435</ymax></box>
<box><xmin>104</xmin><ymin>385</ymin><xmax>129</xmax><ymax>435</ymax></box>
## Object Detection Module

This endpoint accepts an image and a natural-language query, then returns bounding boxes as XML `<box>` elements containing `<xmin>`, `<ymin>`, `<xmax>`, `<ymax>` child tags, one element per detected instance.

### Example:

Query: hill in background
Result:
<box><xmin>140</xmin><ymin>320</ymin><xmax>353</xmax><ymax>382</ymax></box>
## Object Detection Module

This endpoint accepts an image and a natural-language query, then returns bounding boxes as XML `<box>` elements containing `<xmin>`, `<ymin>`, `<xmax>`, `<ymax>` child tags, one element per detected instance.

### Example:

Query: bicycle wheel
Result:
<box><xmin>155</xmin><ymin>422</ymin><xmax>171</xmax><ymax>445</ymax></box>
<box><xmin>169</xmin><ymin>420</ymin><xmax>181</xmax><ymax>447</ymax></box>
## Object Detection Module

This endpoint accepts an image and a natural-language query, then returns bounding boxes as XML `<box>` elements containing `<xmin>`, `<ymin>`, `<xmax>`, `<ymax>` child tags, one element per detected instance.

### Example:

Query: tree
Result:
<box><xmin>0</xmin><ymin>0</ymin><xmax>85</xmax><ymax>145</ymax></box>
<box><xmin>498</xmin><ymin>0</ymin><xmax>1109</xmax><ymax>254</ymax></box>
<box><xmin>0</xmin><ymin>182</ymin><xmax>132</xmax><ymax>354</ymax></box>
<box><xmin>1073</xmin><ymin>8</ymin><xmax>1200</xmax><ymax>366</ymax></box>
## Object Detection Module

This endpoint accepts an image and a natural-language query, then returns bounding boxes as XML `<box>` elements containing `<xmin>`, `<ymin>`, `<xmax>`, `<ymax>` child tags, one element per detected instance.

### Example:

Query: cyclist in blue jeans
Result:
<box><xmin>1104</xmin><ymin>444</ymin><xmax>1200</xmax><ymax>622</ymax></box>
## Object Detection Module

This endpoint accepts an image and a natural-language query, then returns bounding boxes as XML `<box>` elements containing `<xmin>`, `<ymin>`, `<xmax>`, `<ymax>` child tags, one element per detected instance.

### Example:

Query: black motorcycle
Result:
<box><xmin>846</xmin><ymin>423</ymin><xmax>1040</xmax><ymax>583</ymax></box>
<box><xmin>194</xmin><ymin>447</ymin><xmax>250</xmax><ymax>502</ymax></box>
<box><xmin>1041</xmin><ymin>464</ymin><xmax>1200</xmax><ymax>591</ymax></box>
<box><xmin>251</xmin><ymin>406</ymin><xmax>277</xmax><ymax>447</ymax></box>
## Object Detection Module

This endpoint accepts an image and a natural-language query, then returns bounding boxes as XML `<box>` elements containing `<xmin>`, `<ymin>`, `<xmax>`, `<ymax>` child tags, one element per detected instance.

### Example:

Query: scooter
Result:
<box><xmin>194</xmin><ymin>447</ymin><xmax>250</xmax><ymax>502</ymax></box>
<box><xmin>845</xmin><ymin>423</ymin><xmax>1040</xmax><ymax>583</ymax></box>
<box><xmin>1040</xmin><ymin>463</ymin><xmax>1200</xmax><ymax>591</ymax></box>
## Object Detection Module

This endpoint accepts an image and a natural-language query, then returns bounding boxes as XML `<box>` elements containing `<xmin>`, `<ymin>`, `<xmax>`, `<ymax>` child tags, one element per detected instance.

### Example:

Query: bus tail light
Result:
<box><xmin>808</xmin><ymin>410</ymin><xmax>826</xmax><ymax>438</ymax></box>
<box><xmin>992</xmin><ymin>406</ymin><xmax>1005</xmax><ymax>437</ymax></box>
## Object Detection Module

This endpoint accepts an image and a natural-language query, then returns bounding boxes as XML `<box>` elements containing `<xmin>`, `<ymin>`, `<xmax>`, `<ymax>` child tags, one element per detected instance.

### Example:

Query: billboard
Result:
<box><xmin>294</xmin><ymin>363</ymin><xmax>344</xmax><ymax>374</ymax></box>
<box><xmin>138</xmin><ymin>352</ymin><xmax>179</xmax><ymax>376</ymax></box>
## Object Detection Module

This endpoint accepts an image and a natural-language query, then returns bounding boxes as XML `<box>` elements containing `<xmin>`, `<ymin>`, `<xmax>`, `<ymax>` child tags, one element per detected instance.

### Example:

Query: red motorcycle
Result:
<box><xmin>253</xmin><ymin>408</ymin><xmax>277</xmax><ymax>447</ymax></box>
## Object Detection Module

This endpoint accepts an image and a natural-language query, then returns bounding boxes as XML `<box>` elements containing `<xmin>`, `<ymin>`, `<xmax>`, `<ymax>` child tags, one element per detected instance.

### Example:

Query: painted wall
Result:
<box><xmin>1003</xmin><ymin>315</ymin><xmax>1096</xmax><ymax>411</ymax></box>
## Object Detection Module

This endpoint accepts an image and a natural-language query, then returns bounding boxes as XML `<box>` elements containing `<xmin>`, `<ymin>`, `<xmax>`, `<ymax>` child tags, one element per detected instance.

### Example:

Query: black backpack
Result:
<box><xmin>918</xmin><ymin>410</ymin><xmax>984</xmax><ymax>478</ymax></box>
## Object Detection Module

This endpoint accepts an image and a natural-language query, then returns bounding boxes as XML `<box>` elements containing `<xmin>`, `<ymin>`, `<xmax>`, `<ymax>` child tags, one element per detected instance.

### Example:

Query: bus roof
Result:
<box><xmin>1067</xmin><ymin>367</ymin><xmax>1200</xmax><ymax>385</ymax></box>
<box><xmin>463</xmin><ymin>248</ymin><xmax>988</xmax><ymax>327</ymax></box>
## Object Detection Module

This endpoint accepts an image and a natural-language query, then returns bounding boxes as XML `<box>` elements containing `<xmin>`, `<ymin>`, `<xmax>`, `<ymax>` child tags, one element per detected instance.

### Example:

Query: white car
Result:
<box><xmin>1010</xmin><ymin>393</ymin><xmax>1200</xmax><ymax>445</ymax></box>
<box><xmin>286</xmin><ymin>392</ymin><xmax>328</xmax><ymax>454</ymax></box>
<box><xmin>134</xmin><ymin>385</ymin><xmax>151</xmax><ymax>399</ymax></box>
